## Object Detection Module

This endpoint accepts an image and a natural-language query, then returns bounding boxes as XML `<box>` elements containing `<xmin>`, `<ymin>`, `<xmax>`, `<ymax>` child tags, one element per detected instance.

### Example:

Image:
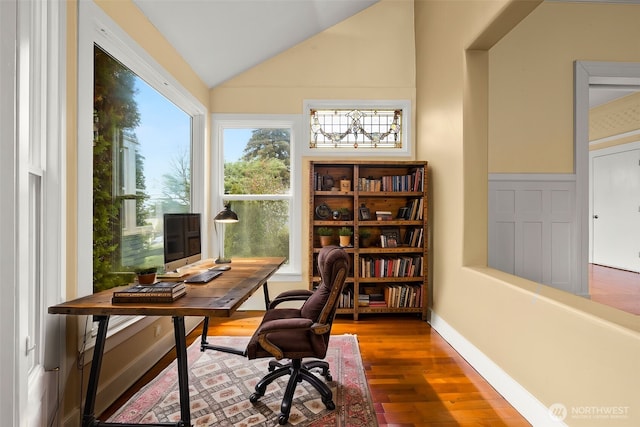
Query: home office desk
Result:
<box><xmin>48</xmin><ymin>257</ymin><xmax>286</xmax><ymax>427</ymax></box>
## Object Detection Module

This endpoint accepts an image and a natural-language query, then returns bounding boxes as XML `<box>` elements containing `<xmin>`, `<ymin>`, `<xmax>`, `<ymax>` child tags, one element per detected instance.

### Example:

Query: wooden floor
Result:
<box><xmin>100</xmin><ymin>313</ymin><xmax>530</xmax><ymax>426</ymax></box>
<box><xmin>589</xmin><ymin>264</ymin><xmax>640</xmax><ymax>315</ymax></box>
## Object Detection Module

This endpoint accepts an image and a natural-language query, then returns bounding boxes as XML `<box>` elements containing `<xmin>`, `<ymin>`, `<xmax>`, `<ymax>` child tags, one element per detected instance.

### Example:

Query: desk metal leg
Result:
<box><xmin>172</xmin><ymin>316</ymin><xmax>191</xmax><ymax>427</ymax></box>
<box><xmin>83</xmin><ymin>315</ymin><xmax>187</xmax><ymax>427</ymax></box>
<box><xmin>200</xmin><ymin>314</ymin><xmax>245</xmax><ymax>356</ymax></box>
<box><xmin>262</xmin><ymin>282</ymin><xmax>270</xmax><ymax>308</ymax></box>
<box><xmin>83</xmin><ymin>315</ymin><xmax>109</xmax><ymax>427</ymax></box>
<box><xmin>200</xmin><ymin>316</ymin><xmax>210</xmax><ymax>351</ymax></box>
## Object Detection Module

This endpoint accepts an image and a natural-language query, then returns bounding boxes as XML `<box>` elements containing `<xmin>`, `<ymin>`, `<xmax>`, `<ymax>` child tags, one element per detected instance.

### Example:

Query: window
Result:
<box><xmin>303</xmin><ymin>100</ymin><xmax>412</xmax><ymax>157</ymax></box>
<box><xmin>212</xmin><ymin>115</ymin><xmax>302</xmax><ymax>279</ymax></box>
<box><xmin>78</xmin><ymin>2</ymin><xmax>206</xmax><ymax>343</ymax></box>
<box><xmin>92</xmin><ymin>45</ymin><xmax>192</xmax><ymax>292</ymax></box>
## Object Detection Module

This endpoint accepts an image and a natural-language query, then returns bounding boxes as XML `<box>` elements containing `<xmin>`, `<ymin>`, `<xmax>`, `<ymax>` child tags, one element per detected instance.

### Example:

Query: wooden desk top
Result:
<box><xmin>48</xmin><ymin>257</ymin><xmax>286</xmax><ymax>318</ymax></box>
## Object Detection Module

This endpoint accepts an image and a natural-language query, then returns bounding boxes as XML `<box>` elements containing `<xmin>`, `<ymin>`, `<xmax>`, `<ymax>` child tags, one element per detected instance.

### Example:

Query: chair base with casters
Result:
<box><xmin>202</xmin><ymin>246</ymin><xmax>350</xmax><ymax>425</ymax></box>
<box><xmin>250</xmin><ymin>358</ymin><xmax>336</xmax><ymax>425</ymax></box>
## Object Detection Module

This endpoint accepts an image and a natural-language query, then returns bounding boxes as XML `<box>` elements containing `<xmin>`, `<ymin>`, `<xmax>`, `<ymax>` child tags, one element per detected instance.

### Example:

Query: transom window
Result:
<box><xmin>310</xmin><ymin>108</ymin><xmax>402</xmax><ymax>149</ymax></box>
<box><xmin>303</xmin><ymin>100</ymin><xmax>412</xmax><ymax>157</ymax></box>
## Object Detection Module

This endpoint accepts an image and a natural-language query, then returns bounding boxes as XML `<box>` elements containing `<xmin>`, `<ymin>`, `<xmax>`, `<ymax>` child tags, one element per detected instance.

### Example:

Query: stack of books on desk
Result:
<box><xmin>112</xmin><ymin>281</ymin><xmax>186</xmax><ymax>303</ymax></box>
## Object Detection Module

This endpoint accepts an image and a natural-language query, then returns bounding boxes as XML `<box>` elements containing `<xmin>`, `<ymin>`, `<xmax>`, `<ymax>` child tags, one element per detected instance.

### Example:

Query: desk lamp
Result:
<box><xmin>214</xmin><ymin>204</ymin><xmax>239</xmax><ymax>264</ymax></box>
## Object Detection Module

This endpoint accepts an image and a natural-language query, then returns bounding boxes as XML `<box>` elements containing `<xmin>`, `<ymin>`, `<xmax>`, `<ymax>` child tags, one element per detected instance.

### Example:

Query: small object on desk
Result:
<box><xmin>209</xmin><ymin>265</ymin><xmax>231</xmax><ymax>271</ymax></box>
<box><xmin>184</xmin><ymin>269</ymin><xmax>223</xmax><ymax>284</ymax></box>
<box><xmin>157</xmin><ymin>271</ymin><xmax>188</xmax><ymax>280</ymax></box>
<box><xmin>112</xmin><ymin>282</ymin><xmax>186</xmax><ymax>303</ymax></box>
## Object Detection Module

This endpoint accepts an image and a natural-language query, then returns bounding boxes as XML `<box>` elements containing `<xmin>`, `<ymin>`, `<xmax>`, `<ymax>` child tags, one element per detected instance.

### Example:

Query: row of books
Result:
<box><xmin>356</xmin><ymin>285</ymin><xmax>423</xmax><ymax>308</ymax></box>
<box><xmin>404</xmin><ymin>227</ymin><xmax>424</xmax><ymax>248</ymax></box>
<box><xmin>360</xmin><ymin>255</ymin><xmax>424</xmax><ymax>278</ymax></box>
<box><xmin>111</xmin><ymin>281</ymin><xmax>186</xmax><ymax>303</ymax></box>
<box><xmin>357</xmin><ymin>167</ymin><xmax>424</xmax><ymax>193</ymax></box>
<box><xmin>313</xmin><ymin>173</ymin><xmax>337</xmax><ymax>191</ymax></box>
<box><xmin>338</xmin><ymin>288</ymin><xmax>354</xmax><ymax>308</ymax></box>
<box><xmin>403</xmin><ymin>198</ymin><xmax>424</xmax><ymax>221</ymax></box>
<box><xmin>378</xmin><ymin>227</ymin><xmax>423</xmax><ymax>248</ymax></box>
<box><xmin>384</xmin><ymin>284</ymin><xmax>423</xmax><ymax>308</ymax></box>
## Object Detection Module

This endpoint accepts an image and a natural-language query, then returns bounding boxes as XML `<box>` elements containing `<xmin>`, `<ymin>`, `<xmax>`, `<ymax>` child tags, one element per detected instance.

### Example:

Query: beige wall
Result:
<box><xmin>210</xmin><ymin>0</ymin><xmax>415</xmax><ymax>114</ymax></box>
<box><xmin>418</xmin><ymin>1</ymin><xmax>639</xmax><ymax>426</ymax></box>
<box><xmin>488</xmin><ymin>2</ymin><xmax>640</xmax><ymax>173</ymax></box>
<box><xmin>61</xmin><ymin>0</ymin><xmax>640</xmax><ymax>425</ymax></box>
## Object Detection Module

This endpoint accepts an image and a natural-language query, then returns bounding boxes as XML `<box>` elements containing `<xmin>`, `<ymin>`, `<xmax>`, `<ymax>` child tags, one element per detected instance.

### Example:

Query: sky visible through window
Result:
<box><xmin>134</xmin><ymin>79</ymin><xmax>249</xmax><ymax>200</ymax></box>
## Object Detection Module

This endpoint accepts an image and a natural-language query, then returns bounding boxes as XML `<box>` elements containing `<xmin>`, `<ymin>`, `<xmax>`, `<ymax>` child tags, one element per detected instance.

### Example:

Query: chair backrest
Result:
<box><xmin>300</xmin><ymin>245</ymin><xmax>350</xmax><ymax>325</ymax></box>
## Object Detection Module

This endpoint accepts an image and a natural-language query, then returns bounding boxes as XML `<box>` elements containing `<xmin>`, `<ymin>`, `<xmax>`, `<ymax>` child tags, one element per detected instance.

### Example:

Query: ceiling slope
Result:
<box><xmin>133</xmin><ymin>0</ymin><xmax>379</xmax><ymax>88</ymax></box>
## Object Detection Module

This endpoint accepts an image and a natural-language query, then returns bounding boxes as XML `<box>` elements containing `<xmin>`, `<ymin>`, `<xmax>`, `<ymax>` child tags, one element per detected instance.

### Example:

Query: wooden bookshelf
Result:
<box><xmin>309</xmin><ymin>161</ymin><xmax>429</xmax><ymax>320</ymax></box>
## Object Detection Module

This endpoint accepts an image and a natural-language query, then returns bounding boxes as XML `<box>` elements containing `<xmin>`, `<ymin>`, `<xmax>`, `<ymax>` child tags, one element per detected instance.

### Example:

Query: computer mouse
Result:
<box><xmin>209</xmin><ymin>265</ymin><xmax>231</xmax><ymax>271</ymax></box>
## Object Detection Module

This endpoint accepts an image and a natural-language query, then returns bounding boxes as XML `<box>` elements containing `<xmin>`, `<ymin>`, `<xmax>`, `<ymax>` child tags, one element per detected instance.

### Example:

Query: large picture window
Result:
<box><xmin>78</xmin><ymin>2</ymin><xmax>206</xmax><ymax>344</ymax></box>
<box><xmin>93</xmin><ymin>45</ymin><xmax>192</xmax><ymax>292</ymax></box>
<box><xmin>212</xmin><ymin>116</ymin><xmax>302</xmax><ymax>278</ymax></box>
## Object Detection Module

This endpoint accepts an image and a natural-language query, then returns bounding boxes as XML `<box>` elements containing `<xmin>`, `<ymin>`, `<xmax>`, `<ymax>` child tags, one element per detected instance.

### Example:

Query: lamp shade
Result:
<box><xmin>214</xmin><ymin>204</ymin><xmax>239</xmax><ymax>223</ymax></box>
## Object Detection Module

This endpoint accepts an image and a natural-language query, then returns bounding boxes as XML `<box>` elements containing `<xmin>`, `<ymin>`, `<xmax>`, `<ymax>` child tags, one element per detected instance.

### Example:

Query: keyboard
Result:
<box><xmin>184</xmin><ymin>270</ymin><xmax>222</xmax><ymax>284</ymax></box>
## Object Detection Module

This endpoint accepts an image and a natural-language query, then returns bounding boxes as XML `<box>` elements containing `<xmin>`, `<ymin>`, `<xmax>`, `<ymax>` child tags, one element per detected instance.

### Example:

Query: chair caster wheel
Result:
<box><xmin>249</xmin><ymin>393</ymin><xmax>261</xmax><ymax>403</ymax></box>
<box><xmin>325</xmin><ymin>400</ymin><xmax>336</xmax><ymax>410</ymax></box>
<box><xmin>325</xmin><ymin>374</ymin><xmax>332</xmax><ymax>381</ymax></box>
<box><xmin>278</xmin><ymin>414</ymin><xmax>288</xmax><ymax>425</ymax></box>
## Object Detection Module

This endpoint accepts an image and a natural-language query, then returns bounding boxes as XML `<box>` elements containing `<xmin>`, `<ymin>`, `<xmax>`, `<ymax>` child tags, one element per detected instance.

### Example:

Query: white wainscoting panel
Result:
<box><xmin>488</xmin><ymin>175</ymin><xmax>584</xmax><ymax>296</ymax></box>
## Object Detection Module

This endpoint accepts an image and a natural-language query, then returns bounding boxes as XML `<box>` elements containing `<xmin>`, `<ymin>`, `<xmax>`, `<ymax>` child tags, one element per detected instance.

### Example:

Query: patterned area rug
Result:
<box><xmin>108</xmin><ymin>335</ymin><xmax>376</xmax><ymax>426</ymax></box>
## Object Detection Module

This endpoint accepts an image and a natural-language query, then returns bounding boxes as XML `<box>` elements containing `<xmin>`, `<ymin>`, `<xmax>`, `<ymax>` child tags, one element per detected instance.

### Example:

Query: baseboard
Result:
<box><xmin>430</xmin><ymin>312</ymin><xmax>567</xmax><ymax>427</ymax></box>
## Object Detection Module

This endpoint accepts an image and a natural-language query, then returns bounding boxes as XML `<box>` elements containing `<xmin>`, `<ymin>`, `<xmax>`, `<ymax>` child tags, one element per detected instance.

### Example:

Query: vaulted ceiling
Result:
<box><xmin>132</xmin><ymin>0</ymin><xmax>639</xmax><ymax>106</ymax></box>
<box><xmin>132</xmin><ymin>0</ymin><xmax>379</xmax><ymax>88</ymax></box>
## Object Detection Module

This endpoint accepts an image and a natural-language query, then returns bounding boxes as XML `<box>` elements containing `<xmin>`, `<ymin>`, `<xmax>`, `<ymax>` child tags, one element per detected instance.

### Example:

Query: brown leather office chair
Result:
<box><xmin>245</xmin><ymin>245</ymin><xmax>350</xmax><ymax>425</ymax></box>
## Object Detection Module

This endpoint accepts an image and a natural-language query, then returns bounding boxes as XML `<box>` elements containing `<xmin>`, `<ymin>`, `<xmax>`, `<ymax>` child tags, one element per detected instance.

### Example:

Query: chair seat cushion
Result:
<box><xmin>246</xmin><ymin>308</ymin><xmax>328</xmax><ymax>360</ymax></box>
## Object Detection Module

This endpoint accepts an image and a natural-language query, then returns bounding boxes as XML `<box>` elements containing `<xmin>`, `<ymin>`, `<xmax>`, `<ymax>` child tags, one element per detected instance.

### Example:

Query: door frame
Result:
<box><xmin>574</xmin><ymin>61</ymin><xmax>640</xmax><ymax>297</ymax></box>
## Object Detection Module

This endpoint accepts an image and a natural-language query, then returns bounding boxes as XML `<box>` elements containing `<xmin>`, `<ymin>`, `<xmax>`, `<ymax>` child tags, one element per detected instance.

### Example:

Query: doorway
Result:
<box><xmin>590</xmin><ymin>143</ymin><xmax>640</xmax><ymax>272</ymax></box>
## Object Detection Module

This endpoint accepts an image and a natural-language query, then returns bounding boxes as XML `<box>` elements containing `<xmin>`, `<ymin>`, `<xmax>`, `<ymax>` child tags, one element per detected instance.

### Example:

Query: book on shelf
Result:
<box><xmin>112</xmin><ymin>281</ymin><xmax>187</xmax><ymax>303</ymax></box>
<box><xmin>357</xmin><ymin>294</ymin><xmax>370</xmax><ymax>307</ymax></box>
<box><xmin>375</xmin><ymin>210</ymin><xmax>393</xmax><ymax>221</ymax></box>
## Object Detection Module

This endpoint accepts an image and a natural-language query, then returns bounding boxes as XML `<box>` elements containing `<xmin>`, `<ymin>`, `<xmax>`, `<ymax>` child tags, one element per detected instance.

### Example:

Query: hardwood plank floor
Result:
<box><xmin>589</xmin><ymin>263</ymin><xmax>640</xmax><ymax>315</ymax></box>
<box><xmin>100</xmin><ymin>313</ymin><xmax>530</xmax><ymax>426</ymax></box>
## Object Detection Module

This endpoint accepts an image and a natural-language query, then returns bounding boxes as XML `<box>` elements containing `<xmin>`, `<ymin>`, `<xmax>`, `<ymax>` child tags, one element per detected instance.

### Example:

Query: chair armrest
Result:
<box><xmin>269</xmin><ymin>289</ymin><xmax>314</xmax><ymax>309</ymax></box>
<box><xmin>310</xmin><ymin>322</ymin><xmax>330</xmax><ymax>335</ymax></box>
<box><xmin>257</xmin><ymin>318</ymin><xmax>314</xmax><ymax>359</ymax></box>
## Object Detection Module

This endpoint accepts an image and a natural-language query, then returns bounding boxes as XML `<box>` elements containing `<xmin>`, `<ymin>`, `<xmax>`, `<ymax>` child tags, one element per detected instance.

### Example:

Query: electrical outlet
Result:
<box><xmin>154</xmin><ymin>325</ymin><xmax>161</xmax><ymax>337</ymax></box>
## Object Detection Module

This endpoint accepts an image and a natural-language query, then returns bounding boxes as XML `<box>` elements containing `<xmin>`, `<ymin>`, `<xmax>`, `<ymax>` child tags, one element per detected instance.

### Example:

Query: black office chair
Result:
<box><xmin>203</xmin><ymin>245</ymin><xmax>349</xmax><ymax>425</ymax></box>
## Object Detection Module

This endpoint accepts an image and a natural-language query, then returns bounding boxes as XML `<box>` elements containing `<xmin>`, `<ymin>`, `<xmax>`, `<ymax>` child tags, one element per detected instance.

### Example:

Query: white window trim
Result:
<box><xmin>211</xmin><ymin>114</ymin><xmax>302</xmax><ymax>281</ymax></box>
<box><xmin>77</xmin><ymin>1</ymin><xmax>206</xmax><ymax>351</ymax></box>
<box><xmin>302</xmin><ymin>99</ymin><xmax>413</xmax><ymax>157</ymax></box>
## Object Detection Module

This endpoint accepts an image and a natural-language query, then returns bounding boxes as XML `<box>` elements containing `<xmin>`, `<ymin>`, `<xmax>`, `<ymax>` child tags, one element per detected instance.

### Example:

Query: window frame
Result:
<box><xmin>211</xmin><ymin>114</ymin><xmax>302</xmax><ymax>280</ymax></box>
<box><xmin>303</xmin><ymin>99</ymin><xmax>413</xmax><ymax>157</ymax></box>
<box><xmin>77</xmin><ymin>2</ymin><xmax>206</xmax><ymax>350</ymax></box>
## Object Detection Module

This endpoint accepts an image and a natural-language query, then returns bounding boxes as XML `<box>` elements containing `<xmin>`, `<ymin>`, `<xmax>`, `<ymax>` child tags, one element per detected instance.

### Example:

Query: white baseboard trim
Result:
<box><xmin>430</xmin><ymin>312</ymin><xmax>567</xmax><ymax>427</ymax></box>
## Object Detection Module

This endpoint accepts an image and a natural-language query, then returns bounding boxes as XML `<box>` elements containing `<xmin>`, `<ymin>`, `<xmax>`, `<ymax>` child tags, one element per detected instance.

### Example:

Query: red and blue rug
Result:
<box><xmin>108</xmin><ymin>335</ymin><xmax>376</xmax><ymax>426</ymax></box>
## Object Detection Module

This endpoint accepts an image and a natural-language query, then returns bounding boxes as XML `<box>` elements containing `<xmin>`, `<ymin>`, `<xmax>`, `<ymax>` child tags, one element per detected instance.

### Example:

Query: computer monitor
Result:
<box><xmin>163</xmin><ymin>213</ymin><xmax>202</xmax><ymax>272</ymax></box>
